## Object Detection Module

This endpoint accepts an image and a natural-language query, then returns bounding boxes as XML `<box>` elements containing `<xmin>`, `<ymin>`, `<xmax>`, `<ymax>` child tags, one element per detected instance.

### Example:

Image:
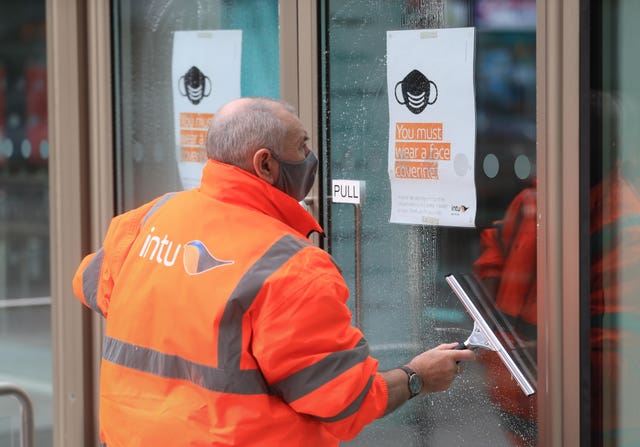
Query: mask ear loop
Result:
<box><xmin>428</xmin><ymin>80</ymin><xmax>438</xmax><ymax>105</ymax></box>
<box><xmin>395</xmin><ymin>81</ymin><xmax>405</xmax><ymax>105</ymax></box>
<box><xmin>269</xmin><ymin>149</ymin><xmax>309</xmax><ymax>166</ymax></box>
<box><xmin>204</xmin><ymin>76</ymin><xmax>212</xmax><ymax>98</ymax></box>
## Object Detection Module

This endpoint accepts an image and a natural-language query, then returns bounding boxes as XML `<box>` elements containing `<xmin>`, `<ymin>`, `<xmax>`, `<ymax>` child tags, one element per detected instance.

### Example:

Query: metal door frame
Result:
<box><xmin>536</xmin><ymin>0</ymin><xmax>582</xmax><ymax>445</ymax></box>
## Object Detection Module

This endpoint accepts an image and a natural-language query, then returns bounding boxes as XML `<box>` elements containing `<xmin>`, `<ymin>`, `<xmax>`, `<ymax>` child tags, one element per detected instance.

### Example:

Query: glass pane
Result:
<box><xmin>0</xmin><ymin>0</ymin><xmax>52</xmax><ymax>445</ymax></box>
<box><xmin>112</xmin><ymin>0</ymin><xmax>280</xmax><ymax>210</ymax></box>
<box><xmin>320</xmin><ymin>0</ymin><xmax>537</xmax><ymax>445</ymax></box>
<box><xmin>589</xmin><ymin>2</ymin><xmax>640</xmax><ymax>445</ymax></box>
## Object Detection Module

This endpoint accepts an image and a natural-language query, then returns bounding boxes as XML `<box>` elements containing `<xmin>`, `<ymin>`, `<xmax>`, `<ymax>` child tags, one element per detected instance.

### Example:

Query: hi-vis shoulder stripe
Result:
<box><xmin>141</xmin><ymin>192</ymin><xmax>178</xmax><ymax>225</ymax></box>
<box><xmin>83</xmin><ymin>249</ymin><xmax>105</xmax><ymax>317</ymax></box>
<box><xmin>81</xmin><ymin>192</ymin><xmax>179</xmax><ymax>317</ymax></box>
<box><xmin>217</xmin><ymin>234</ymin><xmax>309</xmax><ymax>369</ymax></box>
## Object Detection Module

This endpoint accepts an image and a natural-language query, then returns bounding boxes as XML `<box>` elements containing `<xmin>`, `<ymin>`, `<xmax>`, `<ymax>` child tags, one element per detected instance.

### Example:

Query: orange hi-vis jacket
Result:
<box><xmin>73</xmin><ymin>160</ymin><xmax>388</xmax><ymax>447</ymax></box>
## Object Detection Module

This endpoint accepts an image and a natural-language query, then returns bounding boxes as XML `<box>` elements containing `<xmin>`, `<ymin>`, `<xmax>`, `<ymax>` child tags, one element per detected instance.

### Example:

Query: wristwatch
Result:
<box><xmin>399</xmin><ymin>365</ymin><xmax>423</xmax><ymax>399</ymax></box>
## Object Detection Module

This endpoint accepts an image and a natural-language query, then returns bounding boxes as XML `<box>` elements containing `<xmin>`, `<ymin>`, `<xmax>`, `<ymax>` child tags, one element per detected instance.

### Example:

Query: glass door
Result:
<box><xmin>588</xmin><ymin>1</ymin><xmax>640</xmax><ymax>445</ymax></box>
<box><xmin>112</xmin><ymin>0</ymin><xmax>280</xmax><ymax>210</ymax></box>
<box><xmin>320</xmin><ymin>1</ymin><xmax>537</xmax><ymax>445</ymax></box>
<box><xmin>0</xmin><ymin>0</ymin><xmax>51</xmax><ymax>446</ymax></box>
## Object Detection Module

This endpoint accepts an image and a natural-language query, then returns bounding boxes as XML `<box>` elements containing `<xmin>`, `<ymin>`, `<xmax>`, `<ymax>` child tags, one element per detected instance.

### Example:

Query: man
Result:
<box><xmin>73</xmin><ymin>97</ymin><xmax>474</xmax><ymax>446</ymax></box>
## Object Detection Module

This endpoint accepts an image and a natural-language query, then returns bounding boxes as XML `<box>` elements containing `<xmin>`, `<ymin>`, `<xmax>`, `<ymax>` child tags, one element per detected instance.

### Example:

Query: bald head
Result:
<box><xmin>206</xmin><ymin>97</ymin><xmax>297</xmax><ymax>170</ymax></box>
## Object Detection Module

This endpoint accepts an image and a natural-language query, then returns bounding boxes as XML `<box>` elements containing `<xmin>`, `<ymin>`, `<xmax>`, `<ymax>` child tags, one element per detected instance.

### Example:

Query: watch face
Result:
<box><xmin>409</xmin><ymin>374</ymin><xmax>422</xmax><ymax>395</ymax></box>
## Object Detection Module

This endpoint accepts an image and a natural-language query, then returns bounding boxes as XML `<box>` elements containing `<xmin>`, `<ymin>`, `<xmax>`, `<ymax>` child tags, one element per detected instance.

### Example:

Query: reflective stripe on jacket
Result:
<box><xmin>73</xmin><ymin>160</ymin><xmax>388</xmax><ymax>447</ymax></box>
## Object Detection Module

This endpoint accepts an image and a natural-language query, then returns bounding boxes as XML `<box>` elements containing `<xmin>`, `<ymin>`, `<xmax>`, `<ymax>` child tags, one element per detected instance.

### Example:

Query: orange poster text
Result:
<box><xmin>180</xmin><ymin>129</ymin><xmax>207</xmax><ymax>146</ymax></box>
<box><xmin>180</xmin><ymin>112</ymin><xmax>215</xmax><ymax>129</ymax></box>
<box><xmin>395</xmin><ymin>122</ymin><xmax>443</xmax><ymax>141</ymax></box>
<box><xmin>181</xmin><ymin>146</ymin><xmax>207</xmax><ymax>163</ymax></box>
<box><xmin>395</xmin><ymin>141</ymin><xmax>451</xmax><ymax>161</ymax></box>
<box><xmin>394</xmin><ymin>161</ymin><xmax>439</xmax><ymax>179</ymax></box>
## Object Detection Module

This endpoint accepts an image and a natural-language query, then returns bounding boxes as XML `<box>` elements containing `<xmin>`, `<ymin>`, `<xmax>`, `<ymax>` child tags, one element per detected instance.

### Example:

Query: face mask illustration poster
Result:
<box><xmin>172</xmin><ymin>30</ymin><xmax>242</xmax><ymax>190</ymax></box>
<box><xmin>387</xmin><ymin>27</ymin><xmax>476</xmax><ymax>227</ymax></box>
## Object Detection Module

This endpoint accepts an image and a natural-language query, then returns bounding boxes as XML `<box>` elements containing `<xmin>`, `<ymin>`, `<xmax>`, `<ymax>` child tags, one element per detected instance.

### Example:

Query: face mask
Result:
<box><xmin>271</xmin><ymin>149</ymin><xmax>319</xmax><ymax>202</ymax></box>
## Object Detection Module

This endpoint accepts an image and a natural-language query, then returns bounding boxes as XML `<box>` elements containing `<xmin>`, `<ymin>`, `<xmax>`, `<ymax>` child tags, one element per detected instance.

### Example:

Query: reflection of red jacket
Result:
<box><xmin>589</xmin><ymin>168</ymin><xmax>640</xmax><ymax>438</ymax></box>
<box><xmin>590</xmin><ymin>169</ymin><xmax>640</xmax><ymax>346</ymax></box>
<box><xmin>473</xmin><ymin>169</ymin><xmax>640</xmax><ymax>438</ymax></box>
<box><xmin>473</xmin><ymin>186</ymin><xmax>537</xmax><ymax>331</ymax></box>
<box><xmin>472</xmin><ymin>186</ymin><xmax>538</xmax><ymax>422</ymax></box>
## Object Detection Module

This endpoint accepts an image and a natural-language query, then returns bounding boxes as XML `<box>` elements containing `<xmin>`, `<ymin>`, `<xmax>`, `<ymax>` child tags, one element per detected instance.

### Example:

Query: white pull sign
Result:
<box><xmin>332</xmin><ymin>180</ymin><xmax>365</xmax><ymax>204</ymax></box>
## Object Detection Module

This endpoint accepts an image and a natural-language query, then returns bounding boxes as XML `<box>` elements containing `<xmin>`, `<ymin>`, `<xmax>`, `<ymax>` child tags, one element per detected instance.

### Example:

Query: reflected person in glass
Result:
<box><xmin>473</xmin><ymin>90</ymin><xmax>640</xmax><ymax>446</ymax></box>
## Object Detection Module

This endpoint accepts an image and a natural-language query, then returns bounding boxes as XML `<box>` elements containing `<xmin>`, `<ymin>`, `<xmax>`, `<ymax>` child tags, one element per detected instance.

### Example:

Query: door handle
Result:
<box><xmin>0</xmin><ymin>382</ymin><xmax>34</xmax><ymax>447</ymax></box>
<box><xmin>330</xmin><ymin>180</ymin><xmax>366</xmax><ymax>330</ymax></box>
<box><xmin>354</xmin><ymin>203</ymin><xmax>363</xmax><ymax>329</ymax></box>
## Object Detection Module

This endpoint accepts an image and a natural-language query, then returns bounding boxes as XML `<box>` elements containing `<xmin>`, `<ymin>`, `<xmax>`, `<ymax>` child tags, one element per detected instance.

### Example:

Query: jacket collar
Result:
<box><xmin>199</xmin><ymin>160</ymin><xmax>324</xmax><ymax>239</ymax></box>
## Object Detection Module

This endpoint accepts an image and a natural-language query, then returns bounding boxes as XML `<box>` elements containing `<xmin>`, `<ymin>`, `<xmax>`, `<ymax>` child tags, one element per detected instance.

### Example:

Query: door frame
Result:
<box><xmin>48</xmin><ymin>0</ymin><xmax>112</xmax><ymax>445</ymax></box>
<box><xmin>48</xmin><ymin>0</ymin><xmax>583</xmax><ymax>445</ymax></box>
<box><xmin>536</xmin><ymin>0</ymin><xmax>582</xmax><ymax>445</ymax></box>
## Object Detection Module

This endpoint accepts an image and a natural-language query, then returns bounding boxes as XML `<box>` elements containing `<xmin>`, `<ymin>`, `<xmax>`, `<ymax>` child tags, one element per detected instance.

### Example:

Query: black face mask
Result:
<box><xmin>179</xmin><ymin>66</ymin><xmax>211</xmax><ymax>105</ymax></box>
<box><xmin>270</xmin><ymin>150</ymin><xmax>319</xmax><ymax>202</ymax></box>
<box><xmin>395</xmin><ymin>69</ymin><xmax>438</xmax><ymax>114</ymax></box>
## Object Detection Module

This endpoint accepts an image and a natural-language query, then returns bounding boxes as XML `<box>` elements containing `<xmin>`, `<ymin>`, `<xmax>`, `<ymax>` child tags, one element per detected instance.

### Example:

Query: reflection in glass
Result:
<box><xmin>513</xmin><ymin>154</ymin><xmax>531</xmax><ymax>180</ymax></box>
<box><xmin>0</xmin><ymin>0</ymin><xmax>52</xmax><ymax>445</ymax></box>
<box><xmin>483</xmin><ymin>153</ymin><xmax>500</xmax><ymax>178</ymax></box>
<box><xmin>590</xmin><ymin>3</ymin><xmax>640</xmax><ymax>443</ymax></box>
<box><xmin>321</xmin><ymin>0</ymin><xmax>536</xmax><ymax>445</ymax></box>
<box><xmin>112</xmin><ymin>0</ymin><xmax>280</xmax><ymax>211</ymax></box>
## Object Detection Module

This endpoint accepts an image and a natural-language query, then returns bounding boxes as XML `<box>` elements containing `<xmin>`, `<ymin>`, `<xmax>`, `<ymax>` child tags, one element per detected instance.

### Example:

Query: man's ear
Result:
<box><xmin>252</xmin><ymin>148</ymin><xmax>278</xmax><ymax>185</ymax></box>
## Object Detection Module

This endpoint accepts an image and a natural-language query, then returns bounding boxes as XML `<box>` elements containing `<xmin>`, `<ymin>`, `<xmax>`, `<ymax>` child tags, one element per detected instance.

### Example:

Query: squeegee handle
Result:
<box><xmin>454</xmin><ymin>342</ymin><xmax>467</xmax><ymax>350</ymax></box>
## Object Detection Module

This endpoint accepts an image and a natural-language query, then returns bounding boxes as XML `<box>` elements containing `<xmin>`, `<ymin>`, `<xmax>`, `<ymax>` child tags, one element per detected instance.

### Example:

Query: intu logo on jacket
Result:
<box><xmin>138</xmin><ymin>227</ymin><xmax>234</xmax><ymax>275</ymax></box>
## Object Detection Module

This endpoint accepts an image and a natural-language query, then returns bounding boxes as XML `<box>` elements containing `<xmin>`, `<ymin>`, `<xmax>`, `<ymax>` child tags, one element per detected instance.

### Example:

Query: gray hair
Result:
<box><xmin>206</xmin><ymin>97</ymin><xmax>296</xmax><ymax>167</ymax></box>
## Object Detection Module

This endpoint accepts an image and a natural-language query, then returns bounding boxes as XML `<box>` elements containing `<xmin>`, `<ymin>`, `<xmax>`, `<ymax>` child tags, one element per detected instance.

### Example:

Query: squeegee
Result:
<box><xmin>445</xmin><ymin>273</ymin><xmax>536</xmax><ymax>396</ymax></box>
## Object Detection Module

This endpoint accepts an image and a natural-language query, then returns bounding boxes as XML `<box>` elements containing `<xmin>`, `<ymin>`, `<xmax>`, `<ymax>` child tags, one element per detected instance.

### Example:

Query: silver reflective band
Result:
<box><xmin>81</xmin><ymin>192</ymin><xmax>179</xmax><ymax>319</ymax></box>
<box><xmin>217</xmin><ymin>234</ymin><xmax>309</xmax><ymax>369</ymax></box>
<box><xmin>103</xmin><ymin>337</ymin><xmax>374</xmax><ymax>422</ymax></box>
<box><xmin>141</xmin><ymin>192</ymin><xmax>177</xmax><ymax>226</ymax></box>
<box><xmin>102</xmin><ymin>336</ymin><xmax>270</xmax><ymax>395</ymax></box>
<box><xmin>312</xmin><ymin>375</ymin><xmax>375</xmax><ymax>423</ymax></box>
<box><xmin>82</xmin><ymin>248</ymin><xmax>105</xmax><ymax>317</ymax></box>
<box><xmin>272</xmin><ymin>338</ymin><xmax>369</xmax><ymax>403</ymax></box>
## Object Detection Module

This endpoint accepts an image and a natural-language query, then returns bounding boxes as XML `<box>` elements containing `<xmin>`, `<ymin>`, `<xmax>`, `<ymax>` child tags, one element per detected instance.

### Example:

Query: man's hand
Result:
<box><xmin>380</xmin><ymin>343</ymin><xmax>476</xmax><ymax>416</ymax></box>
<box><xmin>408</xmin><ymin>343</ymin><xmax>476</xmax><ymax>394</ymax></box>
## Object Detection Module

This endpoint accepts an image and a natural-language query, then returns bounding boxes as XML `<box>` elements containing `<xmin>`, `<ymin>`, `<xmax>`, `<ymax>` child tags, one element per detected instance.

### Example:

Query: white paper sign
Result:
<box><xmin>332</xmin><ymin>180</ymin><xmax>365</xmax><ymax>204</ymax></box>
<box><xmin>387</xmin><ymin>27</ymin><xmax>476</xmax><ymax>227</ymax></box>
<box><xmin>172</xmin><ymin>30</ymin><xmax>242</xmax><ymax>190</ymax></box>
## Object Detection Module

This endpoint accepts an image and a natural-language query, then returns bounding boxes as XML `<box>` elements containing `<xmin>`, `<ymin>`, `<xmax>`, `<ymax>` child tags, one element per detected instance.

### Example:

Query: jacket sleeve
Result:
<box><xmin>472</xmin><ymin>226</ymin><xmax>505</xmax><ymax>280</ymax></box>
<box><xmin>71</xmin><ymin>196</ymin><xmax>166</xmax><ymax>317</ymax></box>
<box><xmin>251</xmin><ymin>246</ymin><xmax>388</xmax><ymax>441</ymax></box>
<box><xmin>473</xmin><ymin>187</ymin><xmax>536</xmax><ymax>281</ymax></box>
